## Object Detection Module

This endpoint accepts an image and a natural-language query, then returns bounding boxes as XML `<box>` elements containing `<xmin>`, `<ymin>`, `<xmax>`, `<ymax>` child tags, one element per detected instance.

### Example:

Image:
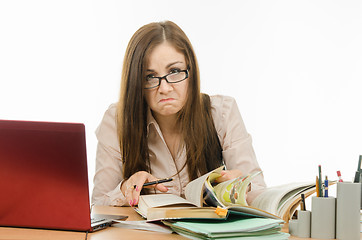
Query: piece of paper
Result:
<box><xmin>112</xmin><ymin>220</ymin><xmax>173</xmax><ymax>233</ymax></box>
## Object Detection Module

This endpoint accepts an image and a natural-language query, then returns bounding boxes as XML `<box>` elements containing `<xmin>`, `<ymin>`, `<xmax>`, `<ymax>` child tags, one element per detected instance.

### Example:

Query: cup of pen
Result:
<box><xmin>311</xmin><ymin>196</ymin><xmax>336</xmax><ymax>239</ymax></box>
<box><xmin>336</xmin><ymin>181</ymin><xmax>361</xmax><ymax>240</ymax></box>
<box><xmin>296</xmin><ymin>193</ymin><xmax>311</xmax><ymax>238</ymax></box>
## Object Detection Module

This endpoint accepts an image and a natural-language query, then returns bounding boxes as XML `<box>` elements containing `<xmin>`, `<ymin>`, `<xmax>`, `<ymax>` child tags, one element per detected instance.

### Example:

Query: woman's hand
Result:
<box><xmin>214</xmin><ymin>169</ymin><xmax>243</xmax><ymax>183</ymax></box>
<box><xmin>120</xmin><ymin>171</ymin><xmax>168</xmax><ymax>206</ymax></box>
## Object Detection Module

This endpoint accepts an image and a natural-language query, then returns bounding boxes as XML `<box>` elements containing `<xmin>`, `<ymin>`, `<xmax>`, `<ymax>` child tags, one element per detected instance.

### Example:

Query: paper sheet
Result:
<box><xmin>112</xmin><ymin>220</ymin><xmax>173</xmax><ymax>233</ymax></box>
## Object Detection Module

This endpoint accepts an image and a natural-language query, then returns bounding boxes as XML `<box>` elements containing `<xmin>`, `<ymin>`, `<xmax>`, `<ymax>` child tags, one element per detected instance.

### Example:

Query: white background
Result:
<box><xmin>1</xmin><ymin>0</ymin><xmax>361</xmax><ymax>202</ymax></box>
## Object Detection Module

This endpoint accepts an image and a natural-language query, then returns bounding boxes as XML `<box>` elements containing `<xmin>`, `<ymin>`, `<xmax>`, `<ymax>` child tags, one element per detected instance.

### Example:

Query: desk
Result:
<box><xmin>0</xmin><ymin>206</ymin><xmax>361</xmax><ymax>240</ymax></box>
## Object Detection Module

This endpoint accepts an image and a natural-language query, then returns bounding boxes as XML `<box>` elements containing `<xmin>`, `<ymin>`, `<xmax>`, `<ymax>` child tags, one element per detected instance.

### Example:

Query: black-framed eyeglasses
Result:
<box><xmin>144</xmin><ymin>69</ymin><xmax>189</xmax><ymax>89</ymax></box>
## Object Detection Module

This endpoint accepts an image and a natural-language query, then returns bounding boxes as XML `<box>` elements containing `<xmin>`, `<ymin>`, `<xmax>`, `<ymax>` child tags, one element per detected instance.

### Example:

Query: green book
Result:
<box><xmin>163</xmin><ymin>218</ymin><xmax>289</xmax><ymax>239</ymax></box>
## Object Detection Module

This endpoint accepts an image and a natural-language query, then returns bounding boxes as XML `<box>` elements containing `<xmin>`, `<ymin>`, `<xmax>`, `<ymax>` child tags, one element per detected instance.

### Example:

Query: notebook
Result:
<box><xmin>0</xmin><ymin>119</ymin><xmax>127</xmax><ymax>232</ymax></box>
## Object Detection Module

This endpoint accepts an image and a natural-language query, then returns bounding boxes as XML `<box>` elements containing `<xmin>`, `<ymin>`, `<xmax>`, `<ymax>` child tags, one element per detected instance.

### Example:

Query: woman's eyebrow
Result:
<box><xmin>146</xmin><ymin>61</ymin><xmax>184</xmax><ymax>72</ymax></box>
<box><xmin>166</xmin><ymin>61</ymin><xmax>184</xmax><ymax>68</ymax></box>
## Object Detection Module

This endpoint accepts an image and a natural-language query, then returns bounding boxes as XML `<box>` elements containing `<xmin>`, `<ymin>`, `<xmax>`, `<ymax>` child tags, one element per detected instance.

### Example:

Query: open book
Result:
<box><xmin>136</xmin><ymin>167</ymin><xmax>279</xmax><ymax>221</ymax></box>
<box><xmin>251</xmin><ymin>181</ymin><xmax>329</xmax><ymax>222</ymax></box>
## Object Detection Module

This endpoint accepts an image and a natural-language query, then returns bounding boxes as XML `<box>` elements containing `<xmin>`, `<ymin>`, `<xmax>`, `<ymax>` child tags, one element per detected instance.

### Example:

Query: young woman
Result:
<box><xmin>92</xmin><ymin>21</ymin><xmax>266</xmax><ymax>207</ymax></box>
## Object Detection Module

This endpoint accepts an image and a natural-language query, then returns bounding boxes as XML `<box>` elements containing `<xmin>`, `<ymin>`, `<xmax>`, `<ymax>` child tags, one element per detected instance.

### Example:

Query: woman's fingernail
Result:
<box><xmin>132</xmin><ymin>199</ymin><xmax>136</xmax><ymax>205</ymax></box>
<box><xmin>129</xmin><ymin>200</ymin><xmax>133</xmax><ymax>206</ymax></box>
<box><xmin>135</xmin><ymin>186</ymin><xmax>139</xmax><ymax>191</ymax></box>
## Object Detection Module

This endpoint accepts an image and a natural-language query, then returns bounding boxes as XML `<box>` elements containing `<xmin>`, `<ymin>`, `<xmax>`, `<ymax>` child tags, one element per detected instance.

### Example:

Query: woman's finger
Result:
<box><xmin>125</xmin><ymin>171</ymin><xmax>159</xmax><ymax>206</ymax></box>
<box><xmin>124</xmin><ymin>184</ymin><xmax>136</xmax><ymax>206</ymax></box>
<box><xmin>215</xmin><ymin>169</ymin><xmax>243</xmax><ymax>183</ymax></box>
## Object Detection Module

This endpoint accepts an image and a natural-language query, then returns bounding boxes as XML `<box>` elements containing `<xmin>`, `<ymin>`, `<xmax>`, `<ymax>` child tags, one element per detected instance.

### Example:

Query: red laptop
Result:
<box><xmin>0</xmin><ymin>120</ymin><xmax>124</xmax><ymax>232</ymax></box>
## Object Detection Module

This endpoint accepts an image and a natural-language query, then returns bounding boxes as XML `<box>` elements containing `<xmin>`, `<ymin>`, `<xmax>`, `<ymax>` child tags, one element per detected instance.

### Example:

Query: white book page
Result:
<box><xmin>185</xmin><ymin>166</ymin><xmax>224</xmax><ymax>207</ymax></box>
<box><xmin>139</xmin><ymin>194</ymin><xmax>194</xmax><ymax>208</ymax></box>
<box><xmin>251</xmin><ymin>182</ymin><xmax>314</xmax><ymax>215</ymax></box>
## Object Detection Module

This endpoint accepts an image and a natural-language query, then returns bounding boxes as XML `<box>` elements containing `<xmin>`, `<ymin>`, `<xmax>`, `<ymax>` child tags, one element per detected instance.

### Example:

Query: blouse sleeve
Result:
<box><xmin>211</xmin><ymin>95</ymin><xmax>267</xmax><ymax>204</ymax></box>
<box><xmin>91</xmin><ymin>104</ymin><xmax>128</xmax><ymax>206</ymax></box>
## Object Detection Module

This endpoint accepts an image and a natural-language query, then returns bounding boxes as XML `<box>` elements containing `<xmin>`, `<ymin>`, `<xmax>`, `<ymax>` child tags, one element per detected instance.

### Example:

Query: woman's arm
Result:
<box><xmin>91</xmin><ymin>104</ymin><xmax>127</xmax><ymax>206</ymax></box>
<box><xmin>211</xmin><ymin>95</ymin><xmax>267</xmax><ymax>204</ymax></box>
<box><xmin>91</xmin><ymin>104</ymin><xmax>168</xmax><ymax>206</ymax></box>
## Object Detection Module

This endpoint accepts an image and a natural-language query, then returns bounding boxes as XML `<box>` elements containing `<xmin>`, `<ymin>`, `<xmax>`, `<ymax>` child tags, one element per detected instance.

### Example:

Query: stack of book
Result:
<box><xmin>135</xmin><ymin>166</ymin><xmax>319</xmax><ymax>239</ymax></box>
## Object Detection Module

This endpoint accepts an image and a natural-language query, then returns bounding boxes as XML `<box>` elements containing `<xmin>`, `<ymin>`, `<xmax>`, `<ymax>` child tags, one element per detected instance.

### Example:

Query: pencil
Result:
<box><xmin>318</xmin><ymin>165</ymin><xmax>323</xmax><ymax>197</ymax></box>
<box><xmin>316</xmin><ymin>176</ymin><xmax>320</xmax><ymax>197</ymax></box>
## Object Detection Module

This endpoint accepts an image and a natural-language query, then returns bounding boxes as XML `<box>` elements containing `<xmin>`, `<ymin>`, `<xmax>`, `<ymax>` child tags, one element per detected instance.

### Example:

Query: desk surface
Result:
<box><xmin>0</xmin><ymin>206</ymin><xmax>360</xmax><ymax>240</ymax></box>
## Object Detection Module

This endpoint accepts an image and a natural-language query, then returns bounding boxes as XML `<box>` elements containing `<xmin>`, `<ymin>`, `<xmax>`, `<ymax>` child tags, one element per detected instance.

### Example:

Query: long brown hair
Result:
<box><xmin>117</xmin><ymin>21</ymin><xmax>222</xmax><ymax>181</ymax></box>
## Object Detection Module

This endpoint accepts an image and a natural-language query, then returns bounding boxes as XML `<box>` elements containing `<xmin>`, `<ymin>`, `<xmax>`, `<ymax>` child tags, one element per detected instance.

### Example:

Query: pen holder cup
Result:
<box><xmin>297</xmin><ymin>210</ymin><xmax>311</xmax><ymax>238</ymax></box>
<box><xmin>311</xmin><ymin>196</ymin><xmax>335</xmax><ymax>239</ymax></box>
<box><xmin>288</xmin><ymin>219</ymin><xmax>298</xmax><ymax>236</ymax></box>
<box><xmin>336</xmin><ymin>182</ymin><xmax>361</xmax><ymax>240</ymax></box>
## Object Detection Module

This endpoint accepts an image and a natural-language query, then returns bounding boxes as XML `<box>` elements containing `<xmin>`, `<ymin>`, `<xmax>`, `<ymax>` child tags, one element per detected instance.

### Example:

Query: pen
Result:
<box><xmin>324</xmin><ymin>176</ymin><xmax>328</xmax><ymax>198</ymax></box>
<box><xmin>337</xmin><ymin>170</ymin><xmax>343</xmax><ymax>182</ymax></box>
<box><xmin>134</xmin><ymin>178</ymin><xmax>173</xmax><ymax>189</ymax></box>
<box><xmin>301</xmin><ymin>193</ymin><xmax>306</xmax><ymax>211</ymax></box>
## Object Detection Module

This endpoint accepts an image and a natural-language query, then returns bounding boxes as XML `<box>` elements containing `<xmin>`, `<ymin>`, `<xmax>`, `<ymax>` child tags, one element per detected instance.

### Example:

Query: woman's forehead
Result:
<box><xmin>145</xmin><ymin>42</ymin><xmax>186</xmax><ymax>69</ymax></box>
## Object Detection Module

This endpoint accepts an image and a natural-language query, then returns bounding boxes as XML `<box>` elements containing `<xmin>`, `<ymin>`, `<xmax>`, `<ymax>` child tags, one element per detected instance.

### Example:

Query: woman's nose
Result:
<box><xmin>158</xmin><ymin>78</ymin><xmax>173</xmax><ymax>93</ymax></box>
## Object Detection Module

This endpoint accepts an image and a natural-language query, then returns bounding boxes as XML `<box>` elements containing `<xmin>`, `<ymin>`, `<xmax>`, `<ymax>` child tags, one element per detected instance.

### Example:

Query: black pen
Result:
<box><xmin>301</xmin><ymin>193</ymin><xmax>306</xmax><ymax>211</ymax></box>
<box><xmin>134</xmin><ymin>178</ymin><xmax>173</xmax><ymax>189</ymax></box>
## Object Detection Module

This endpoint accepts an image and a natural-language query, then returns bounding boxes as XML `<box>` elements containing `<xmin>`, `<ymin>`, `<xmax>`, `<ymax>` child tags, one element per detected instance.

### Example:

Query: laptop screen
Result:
<box><xmin>0</xmin><ymin>120</ymin><xmax>92</xmax><ymax>231</ymax></box>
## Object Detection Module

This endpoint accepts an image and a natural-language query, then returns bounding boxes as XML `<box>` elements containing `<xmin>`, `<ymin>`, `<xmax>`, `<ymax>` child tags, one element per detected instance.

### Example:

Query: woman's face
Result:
<box><xmin>144</xmin><ymin>41</ymin><xmax>189</xmax><ymax>120</ymax></box>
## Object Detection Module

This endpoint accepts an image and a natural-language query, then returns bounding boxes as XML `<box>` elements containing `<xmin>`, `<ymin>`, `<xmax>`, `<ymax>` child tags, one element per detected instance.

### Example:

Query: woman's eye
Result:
<box><xmin>146</xmin><ymin>74</ymin><xmax>155</xmax><ymax>80</ymax></box>
<box><xmin>170</xmin><ymin>68</ymin><xmax>181</xmax><ymax>74</ymax></box>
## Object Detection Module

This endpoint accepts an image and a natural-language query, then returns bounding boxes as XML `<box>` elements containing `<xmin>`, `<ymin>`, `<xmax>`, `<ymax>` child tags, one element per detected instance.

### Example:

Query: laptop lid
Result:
<box><xmin>0</xmin><ymin>120</ymin><xmax>94</xmax><ymax>231</ymax></box>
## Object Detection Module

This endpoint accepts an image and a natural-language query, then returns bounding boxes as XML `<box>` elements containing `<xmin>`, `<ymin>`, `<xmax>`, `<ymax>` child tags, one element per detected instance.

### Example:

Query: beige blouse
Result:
<box><xmin>91</xmin><ymin>95</ymin><xmax>266</xmax><ymax>206</ymax></box>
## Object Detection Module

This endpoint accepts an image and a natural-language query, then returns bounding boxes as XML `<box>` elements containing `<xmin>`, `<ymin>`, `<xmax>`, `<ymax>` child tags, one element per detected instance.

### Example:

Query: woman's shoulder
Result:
<box><xmin>209</xmin><ymin>95</ymin><xmax>237</xmax><ymax>114</ymax></box>
<box><xmin>95</xmin><ymin>103</ymin><xmax>118</xmax><ymax>141</ymax></box>
<box><xmin>106</xmin><ymin>103</ymin><xmax>118</xmax><ymax>115</ymax></box>
<box><xmin>208</xmin><ymin>94</ymin><xmax>237</xmax><ymax>125</ymax></box>
<box><xmin>209</xmin><ymin>94</ymin><xmax>235</xmax><ymax>104</ymax></box>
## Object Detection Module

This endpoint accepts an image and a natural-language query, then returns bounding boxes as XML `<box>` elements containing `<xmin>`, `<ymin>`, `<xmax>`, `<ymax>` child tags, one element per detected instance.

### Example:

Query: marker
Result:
<box><xmin>134</xmin><ymin>178</ymin><xmax>173</xmax><ymax>189</ymax></box>
<box><xmin>353</xmin><ymin>155</ymin><xmax>362</xmax><ymax>183</ymax></box>
<box><xmin>301</xmin><ymin>193</ymin><xmax>306</xmax><ymax>211</ymax></box>
<box><xmin>318</xmin><ymin>165</ymin><xmax>323</xmax><ymax>197</ymax></box>
<box><xmin>337</xmin><ymin>170</ymin><xmax>343</xmax><ymax>182</ymax></box>
<box><xmin>324</xmin><ymin>176</ymin><xmax>328</xmax><ymax>198</ymax></box>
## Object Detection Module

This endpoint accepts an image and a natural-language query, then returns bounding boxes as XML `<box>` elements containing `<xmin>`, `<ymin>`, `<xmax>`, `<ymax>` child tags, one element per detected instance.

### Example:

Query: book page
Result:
<box><xmin>184</xmin><ymin>166</ymin><xmax>224</xmax><ymax>207</ymax></box>
<box><xmin>278</xmin><ymin>184</ymin><xmax>317</xmax><ymax>221</ymax></box>
<box><xmin>251</xmin><ymin>182</ymin><xmax>315</xmax><ymax>216</ymax></box>
<box><xmin>203</xmin><ymin>173</ymin><xmax>225</xmax><ymax>207</ymax></box>
<box><xmin>213</xmin><ymin>171</ymin><xmax>261</xmax><ymax>207</ymax></box>
<box><xmin>139</xmin><ymin>194</ymin><xmax>195</xmax><ymax>208</ymax></box>
<box><xmin>137</xmin><ymin>194</ymin><xmax>196</xmax><ymax>217</ymax></box>
<box><xmin>227</xmin><ymin>206</ymin><xmax>280</xmax><ymax>220</ymax></box>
